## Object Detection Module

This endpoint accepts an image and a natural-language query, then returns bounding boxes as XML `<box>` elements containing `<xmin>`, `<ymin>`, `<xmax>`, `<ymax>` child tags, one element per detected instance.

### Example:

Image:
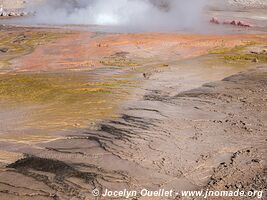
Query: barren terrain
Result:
<box><xmin>0</xmin><ymin>1</ymin><xmax>266</xmax><ymax>200</ymax></box>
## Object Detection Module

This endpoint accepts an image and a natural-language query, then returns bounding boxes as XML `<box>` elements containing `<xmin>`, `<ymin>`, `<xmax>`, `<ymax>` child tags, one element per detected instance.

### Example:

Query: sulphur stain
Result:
<box><xmin>208</xmin><ymin>41</ymin><xmax>258</xmax><ymax>54</ymax></box>
<box><xmin>0</xmin><ymin>71</ymin><xmax>139</xmax><ymax>140</ymax></box>
<box><xmin>208</xmin><ymin>41</ymin><xmax>267</xmax><ymax>65</ymax></box>
<box><xmin>100</xmin><ymin>58</ymin><xmax>139</xmax><ymax>67</ymax></box>
<box><xmin>223</xmin><ymin>51</ymin><xmax>267</xmax><ymax>63</ymax></box>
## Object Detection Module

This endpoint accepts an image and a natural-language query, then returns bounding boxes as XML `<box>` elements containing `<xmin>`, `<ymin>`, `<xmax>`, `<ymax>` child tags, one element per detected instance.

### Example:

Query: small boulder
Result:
<box><xmin>0</xmin><ymin>47</ymin><xmax>9</xmax><ymax>53</ymax></box>
<box><xmin>210</xmin><ymin>17</ymin><xmax>220</xmax><ymax>24</ymax></box>
<box><xmin>252</xmin><ymin>58</ymin><xmax>259</xmax><ymax>63</ymax></box>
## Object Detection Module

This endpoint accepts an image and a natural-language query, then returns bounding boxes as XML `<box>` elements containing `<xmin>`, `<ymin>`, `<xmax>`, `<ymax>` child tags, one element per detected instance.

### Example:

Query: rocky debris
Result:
<box><xmin>250</xmin><ymin>49</ymin><xmax>267</xmax><ymax>55</ymax></box>
<box><xmin>0</xmin><ymin>3</ymin><xmax>29</xmax><ymax>18</ymax></box>
<box><xmin>223</xmin><ymin>20</ymin><xmax>252</xmax><ymax>27</ymax></box>
<box><xmin>210</xmin><ymin>17</ymin><xmax>252</xmax><ymax>27</ymax></box>
<box><xmin>207</xmin><ymin>148</ymin><xmax>266</xmax><ymax>199</ymax></box>
<box><xmin>210</xmin><ymin>17</ymin><xmax>220</xmax><ymax>24</ymax></box>
<box><xmin>0</xmin><ymin>9</ymin><xmax>29</xmax><ymax>17</ymax></box>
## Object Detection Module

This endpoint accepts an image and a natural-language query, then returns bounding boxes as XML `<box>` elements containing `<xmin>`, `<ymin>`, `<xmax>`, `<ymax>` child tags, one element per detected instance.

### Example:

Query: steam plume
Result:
<box><xmin>26</xmin><ymin>0</ymin><xmax>208</xmax><ymax>31</ymax></box>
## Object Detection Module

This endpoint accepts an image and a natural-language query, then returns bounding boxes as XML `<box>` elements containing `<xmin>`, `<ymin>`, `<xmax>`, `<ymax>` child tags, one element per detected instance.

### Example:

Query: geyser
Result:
<box><xmin>25</xmin><ymin>0</ymin><xmax>208</xmax><ymax>31</ymax></box>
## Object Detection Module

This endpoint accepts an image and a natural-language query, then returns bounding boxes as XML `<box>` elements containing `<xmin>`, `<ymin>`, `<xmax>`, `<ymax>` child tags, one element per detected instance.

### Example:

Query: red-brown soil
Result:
<box><xmin>12</xmin><ymin>31</ymin><xmax>267</xmax><ymax>72</ymax></box>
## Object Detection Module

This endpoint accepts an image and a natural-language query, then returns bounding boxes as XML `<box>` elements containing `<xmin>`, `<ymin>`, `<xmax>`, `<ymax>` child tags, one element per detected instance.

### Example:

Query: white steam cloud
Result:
<box><xmin>26</xmin><ymin>0</ymin><xmax>208</xmax><ymax>31</ymax></box>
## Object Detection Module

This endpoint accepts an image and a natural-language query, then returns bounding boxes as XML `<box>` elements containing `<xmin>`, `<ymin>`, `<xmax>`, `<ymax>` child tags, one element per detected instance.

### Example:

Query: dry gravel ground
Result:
<box><xmin>227</xmin><ymin>0</ymin><xmax>267</xmax><ymax>8</ymax></box>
